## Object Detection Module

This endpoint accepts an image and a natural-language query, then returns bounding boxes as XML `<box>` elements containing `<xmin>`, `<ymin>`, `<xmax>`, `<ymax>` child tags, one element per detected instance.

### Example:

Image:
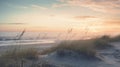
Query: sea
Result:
<box><xmin>0</xmin><ymin>32</ymin><xmax>59</xmax><ymax>46</ymax></box>
<box><xmin>0</xmin><ymin>31</ymin><xmax>113</xmax><ymax>46</ymax></box>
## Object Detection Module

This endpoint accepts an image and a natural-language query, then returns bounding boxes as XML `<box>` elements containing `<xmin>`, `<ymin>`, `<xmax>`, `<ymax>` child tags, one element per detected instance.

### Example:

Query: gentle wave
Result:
<box><xmin>0</xmin><ymin>39</ymin><xmax>55</xmax><ymax>46</ymax></box>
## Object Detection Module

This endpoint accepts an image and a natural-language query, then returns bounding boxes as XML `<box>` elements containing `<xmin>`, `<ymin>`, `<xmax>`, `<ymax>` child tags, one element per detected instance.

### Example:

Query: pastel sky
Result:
<box><xmin>0</xmin><ymin>0</ymin><xmax>120</xmax><ymax>35</ymax></box>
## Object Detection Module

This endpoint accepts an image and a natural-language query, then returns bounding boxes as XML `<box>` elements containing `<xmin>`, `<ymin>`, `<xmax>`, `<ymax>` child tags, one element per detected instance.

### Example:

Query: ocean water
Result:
<box><xmin>0</xmin><ymin>31</ymin><xmax>103</xmax><ymax>46</ymax></box>
<box><xmin>0</xmin><ymin>32</ymin><xmax>57</xmax><ymax>46</ymax></box>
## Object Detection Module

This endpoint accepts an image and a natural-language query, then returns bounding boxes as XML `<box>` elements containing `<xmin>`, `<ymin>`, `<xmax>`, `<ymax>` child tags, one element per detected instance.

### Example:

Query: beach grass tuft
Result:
<box><xmin>110</xmin><ymin>35</ymin><xmax>120</xmax><ymax>42</ymax></box>
<box><xmin>0</xmin><ymin>48</ymin><xmax>39</xmax><ymax>67</ymax></box>
<box><xmin>41</xmin><ymin>40</ymin><xmax>96</xmax><ymax>57</ymax></box>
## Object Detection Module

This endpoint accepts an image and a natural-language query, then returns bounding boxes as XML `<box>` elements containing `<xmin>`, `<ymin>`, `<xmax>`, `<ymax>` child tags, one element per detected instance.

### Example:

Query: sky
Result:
<box><xmin>0</xmin><ymin>0</ymin><xmax>120</xmax><ymax>35</ymax></box>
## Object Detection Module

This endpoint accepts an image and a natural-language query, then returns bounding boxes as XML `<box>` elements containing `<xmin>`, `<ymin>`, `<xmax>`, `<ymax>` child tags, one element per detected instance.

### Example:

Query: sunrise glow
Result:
<box><xmin>0</xmin><ymin>0</ymin><xmax>120</xmax><ymax>36</ymax></box>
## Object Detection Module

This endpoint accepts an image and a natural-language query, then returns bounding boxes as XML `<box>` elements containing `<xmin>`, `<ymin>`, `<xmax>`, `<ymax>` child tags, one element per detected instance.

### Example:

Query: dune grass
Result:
<box><xmin>93</xmin><ymin>35</ymin><xmax>112</xmax><ymax>49</ymax></box>
<box><xmin>110</xmin><ymin>35</ymin><xmax>120</xmax><ymax>42</ymax></box>
<box><xmin>1</xmin><ymin>48</ymin><xmax>39</xmax><ymax>60</ymax></box>
<box><xmin>97</xmin><ymin>35</ymin><xmax>120</xmax><ymax>42</ymax></box>
<box><xmin>0</xmin><ymin>48</ymin><xmax>39</xmax><ymax>67</ymax></box>
<box><xmin>41</xmin><ymin>40</ymin><xmax>97</xmax><ymax>57</ymax></box>
<box><xmin>41</xmin><ymin>35</ymin><xmax>115</xmax><ymax>57</ymax></box>
<box><xmin>93</xmin><ymin>35</ymin><xmax>120</xmax><ymax>49</ymax></box>
<box><xmin>0</xmin><ymin>35</ymin><xmax>118</xmax><ymax>67</ymax></box>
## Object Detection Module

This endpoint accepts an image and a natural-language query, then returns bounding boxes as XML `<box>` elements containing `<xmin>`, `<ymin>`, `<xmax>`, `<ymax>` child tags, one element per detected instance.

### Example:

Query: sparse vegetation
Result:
<box><xmin>1</xmin><ymin>48</ymin><xmax>39</xmax><ymax>60</ymax></box>
<box><xmin>41</xmin><ymin>35</ymin><xmax>116</xmax><ymax>58</ymax></box>
<box><xmin>93</xmin><ymin>35</ymin><xmax>120</xmax><ymax>49</ymax></box>
<box><xmin>94</xmin><ymin>35</ymin><xmax>112</xmax><ymax>49</ymax></box>
<box><xmin>0</xmin><ymin>34</ymin><xmax>120</xmax><ymax>67</ymax></box>
<box><xmin>0</xmin><ymin>48</ymin><xmax>39</xmax><ymax>67</ymax></box>
<box><xmin>110</xmin><ymin>35</ymin><xmax>120</xmax><ymax>42</ymax></box>
<box><xmin>41</xmin><ymin>40</ymin><xmax>97</xmax><ymax>58</ymax></box>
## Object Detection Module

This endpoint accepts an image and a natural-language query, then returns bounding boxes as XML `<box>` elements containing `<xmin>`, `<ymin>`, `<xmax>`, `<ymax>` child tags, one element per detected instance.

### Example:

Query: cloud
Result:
<box><xmin>17</xmin><ymin>5</ymin><xmax>48</xmax><ymax>10</ymax></box>
<box><xmin>55</xmin><ymin>0</ymin><xmax>120</xmax><ymax>13</ymax></box>
<box><xmin>74</xmin><ymin>16</ymin><xmax>97</xmax><ymax>20</ymax></box>
<box><xmin>18</xmin><ymin>6</ymin><xmax>28</xmax><ymax>9</ymax></box>
<box><xmin>0</xmin><ymin>23</ymin><xmax>26</xmax><ymax>25</ymax></box>
<box><xmin>52</xmin><ymin>3</ymin><xmax>68</xmax><ymax>8</ymax></box>
<box><xmin>31</xmin><ymin>5</ymin><xmax>48</xmax><ymax>10</ymax></box>
<box><xmin>104</xmin><ymin>20</ymin><xmax>120</xmax><ymax>25</ymax></box>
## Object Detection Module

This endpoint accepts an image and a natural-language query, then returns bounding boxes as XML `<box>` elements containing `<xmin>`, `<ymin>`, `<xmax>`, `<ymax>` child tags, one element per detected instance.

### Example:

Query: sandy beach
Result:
<box><xmin>41</xmin><ymin>42</ymin><xmax>120</xmax><ymax>67</ymax></box>
<box><xmin>0</xmin><ymin>41</ymin><xmax>120</xmax><ymax>67</ymax></box>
